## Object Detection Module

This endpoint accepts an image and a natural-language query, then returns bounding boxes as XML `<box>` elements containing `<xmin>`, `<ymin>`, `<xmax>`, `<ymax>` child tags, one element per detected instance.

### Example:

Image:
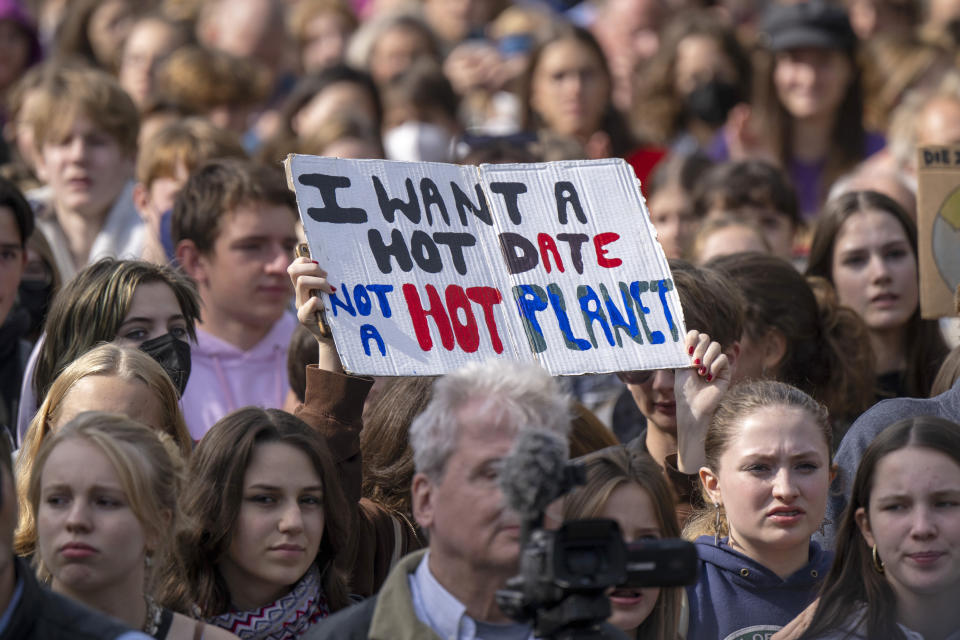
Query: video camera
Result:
<box><xmin>496</xmin><ymin>431</ymin><xmax>699</xmax><ymax>640</ymax></box>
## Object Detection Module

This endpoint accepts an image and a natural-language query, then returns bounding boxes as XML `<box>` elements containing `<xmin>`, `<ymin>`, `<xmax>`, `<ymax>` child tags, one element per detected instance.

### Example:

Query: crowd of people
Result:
<box><xmin>1</xmin><ymin>0</ymin><xmax>960</xmax><ymax>638</ymax></box>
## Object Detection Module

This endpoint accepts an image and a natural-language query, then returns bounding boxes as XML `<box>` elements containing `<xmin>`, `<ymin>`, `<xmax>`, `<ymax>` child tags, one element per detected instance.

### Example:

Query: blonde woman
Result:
<box><xmin>561</xmin><ymin>446</ymin><xmax>684</xmax><ymax>639</ymax></box>
<box><xmin>26</xmin><ymin>411</ymin><xmax>237</xmax><ymax>640</ymax></box>
<box><xmin>15</xmin><ymin>344</ymin><xmax>192</xmax><ymax>557</ymax></box>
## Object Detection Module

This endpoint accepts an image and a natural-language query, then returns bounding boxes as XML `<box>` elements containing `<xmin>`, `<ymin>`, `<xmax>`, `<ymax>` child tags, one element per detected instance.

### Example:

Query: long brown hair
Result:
<box><xmin>806</xmin><ymin>190</ymin><xmax>948</xmax><ymax>398</ymax></box>
<box><xmin>799</xmin><ymin>416</ymin><xmax>960</xmax><ymax>640</ymax></box>
<box><xmin>159</xmin><ymin>408</ymin><xmax>351</xmax><ymax>615</ymax></box>
<box><xmin>631</xmin><ymin>10</ymin><xmax>751</xmax><ymax>146</ymax></box>
<box><xmin>563</xmin><ymin>447</ymin><xmax>682</xmax><ymax>640</ymax></box>
<box><xmin>706</xmin><ymin>252</ymin><xmax>875</xmax><ymax>423</ymax></box>
<box><xmin>521</xmin><ymin>26</ymin><xmax>638</xmax><ymax>157</ymax></box>
<box><xmin>754</xmin><ymin>42</ymin><xmax>866</xmax><ymax>204</ymax></box>
<box><xmin>360</xmin><ymin>376</ymin><xmax>434</xmax><ymax>518</ymax></box>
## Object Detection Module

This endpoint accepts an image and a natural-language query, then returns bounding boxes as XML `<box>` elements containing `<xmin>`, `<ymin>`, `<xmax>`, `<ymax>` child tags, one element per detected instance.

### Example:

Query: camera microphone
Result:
<box><xmin>499</xmin><ymin>429</ymin><xmax>584</xmax><ymax>535</ymax></box>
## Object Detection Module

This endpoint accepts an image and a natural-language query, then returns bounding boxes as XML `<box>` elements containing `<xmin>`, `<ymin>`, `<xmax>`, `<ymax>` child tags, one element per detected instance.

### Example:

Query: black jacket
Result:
<box><xmin>0</xmin><ymin>557</ymin><xmax>139</xmax><ymax>640</ymax></box>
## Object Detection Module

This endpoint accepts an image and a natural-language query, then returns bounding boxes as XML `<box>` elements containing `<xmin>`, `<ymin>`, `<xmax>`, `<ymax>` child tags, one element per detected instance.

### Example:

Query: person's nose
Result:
<box><xmin>652</xmin><ymin>369</ymin><xmax>675</xmax><ymax>392</ymax></box>
<box><xmin>264</xmin><ymin>243</ymin><xmax>292</xmax><ymax>275</ymax></box>
<box><xmin>64</xmin><ymin>136</ymin><xmax>88</xmax><ymax>164</ymax></box>
<box><xmin>794</xmin><ymin>61</ymin><xmax>817</xmax><ymax>87</ymax></box>
<box><xmin>277</xmin><ymin>500</ymin><xmax>305</xmax><ymax>534</ymax></box>
<box><xmin>909</xmin><ymin>504</ymin><xmax>938</xmax><ymax>540</ymax></box>
<box><xmin>867</xmin><ymin>252</ymin><xmax>892</xmax><ymax>284</ymax></box>
<box><xmin>771</xmin><ymin>467</ymin><xmax>800</xmax><ymax>502</ymax></box>
<box><xmin>65</xmin><ymin>500</ymin><xmax>92</xmax><ymax>532</ymax></box>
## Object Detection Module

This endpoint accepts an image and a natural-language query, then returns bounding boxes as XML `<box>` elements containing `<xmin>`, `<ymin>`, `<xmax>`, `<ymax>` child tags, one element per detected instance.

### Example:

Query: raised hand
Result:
<box><xmin>675</xmin><ymin>330</ymin><xmax>732</xmax><ymax>473</ymax></box>
<box><xmin>287</xmin><ymin>256</ymin><xmax>342</xmax><ymax>374</ymax></box>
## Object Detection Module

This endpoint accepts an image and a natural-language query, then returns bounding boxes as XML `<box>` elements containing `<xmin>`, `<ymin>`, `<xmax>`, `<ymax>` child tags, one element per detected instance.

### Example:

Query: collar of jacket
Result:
<box><xmin>369</xmin><ymin>549</ymin><xmax>439</xmax><ymax>640</ymax></box>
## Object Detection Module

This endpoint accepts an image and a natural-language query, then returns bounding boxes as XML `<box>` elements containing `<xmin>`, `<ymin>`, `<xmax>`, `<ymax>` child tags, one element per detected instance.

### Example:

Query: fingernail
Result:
<box><xmin>688</xmin><ymin>346</ymin><xmax>694</xmax><ymax>355</ymax></box>
<box><xmin>330</xmin><ymin>286</ymin><xmax>337</xmax><ymax>292</ymax></box>
<box><xmin>698</xmin><ymin>367</ymin><xmax>706</xmax><ymax>375</ymax></box>
<box><xmin>706</xmin><ymin>374</ymin><xmax>713</xmax><ymax>382</ymax></box>
<box><xmin>694</xmin><ymin>358</ymin><xmax>701</xmax><ymax>365</ymax></box>
<box><xmin>311</xmin><ymin>260</ymin><xmax>319</xmax><ymax>264</ymax></box>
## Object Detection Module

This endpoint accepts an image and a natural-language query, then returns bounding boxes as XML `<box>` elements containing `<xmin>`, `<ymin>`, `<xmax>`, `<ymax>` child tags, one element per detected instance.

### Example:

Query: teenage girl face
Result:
<box><xmin>530</xmin><ymin>38</ymin><xmax>611</xmax><ymax>140</ymax></box>
<box><xmin>217</xmin><ymin>442</ymin><xmax>326</xmax><ymax>610</ymax></box>
<box><xmin>598</xmin><ymin>483</ymin><xmax>662</xmax><ymax>633</ymax></box>
<box><xmin>830</xmin><ymin>208</ymin><xmax>918</xmax><ymax>334</ymax></box>
<box><xmin>702</xmin><ymin>405</ymin><xmax>831</xmax><ymax>567</ymax></box>
<box><xmin>648</xmin><ymin>185</ymin><xmax>698</xmax><ymax>259</ymax></box>
<box><xmin>369</xmin><ymin>25</ymin><xmax>433</xmax><ymax>86</ymax></box>
<box><xmin>673</xmin><ymin>34</ymin><xmax>737</xmax><ymax>97</ymax></box>
<box><xmin>118</xmin><ymin>18</ymin><xmax>181</xmax><ymax>109</ymax></box>
<box><xmin>773</xmin><ymin>47</ymin><xmax>852</xmax><ymax>121</ymax></box>
<box><xmin>114</xmin><ymin>281</ymin><xmax>191</xmax><ymax>347</ymax></box>
<box><xmin>856</xmin><ymin>447</ymin><xmax>960</xmax><ymax>604</ymax></box>
<box><xmin>37</xmin><ymin>438</ymin><xmax>149</xmax><ymax>596</ymax></box>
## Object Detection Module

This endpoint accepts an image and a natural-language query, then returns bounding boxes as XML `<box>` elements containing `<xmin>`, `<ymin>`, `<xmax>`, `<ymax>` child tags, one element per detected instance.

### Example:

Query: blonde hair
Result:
<box><xmin>562</xmin><ymin>447</ymin><xmax>682</xmax><ymax>640</ymax></box>
<box><xmin>25</xmin><ymin>411</ymin><xmax>184</xmax><ymax>587</ymax></box>
<box><xmin>16</xmin><ymin>344</ymin><xmax>192</xmax><ymax>556</ymax></box>
<box><xmin>30</xmin><ymin>65</ymin><xmax>139</xmax><ymax>157</ymax></box>
<box><xmin>683</xmin><ymin>380</ymin><xmax>831</xmax><ymax>541</ymax></box>
<box><xmin>157</xmin><ymin>46</ymin><xmax>269</xmax><ymax>112</ymax></box>
<box><xmin>136</xmin><ymin>117</ymin><xmax>245</xmax><ymax>187</ymax></box>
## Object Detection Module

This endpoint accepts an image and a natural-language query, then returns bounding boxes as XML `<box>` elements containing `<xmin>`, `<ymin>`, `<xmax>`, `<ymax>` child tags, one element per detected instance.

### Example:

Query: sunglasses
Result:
<box><xmin>617</xmin><ymin>370</ymin><xmax>654</xmax><ymax>385</ymax></box>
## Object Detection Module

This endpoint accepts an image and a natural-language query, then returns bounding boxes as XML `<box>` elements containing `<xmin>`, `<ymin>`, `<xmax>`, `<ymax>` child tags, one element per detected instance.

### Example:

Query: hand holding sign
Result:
<box><xmin>285</xmin><ymin>155</ymin><xmax>689</xmax><ymax>376</ymax></box>
<box><xmin>288</xmin><ymin>256</ymin><xmax>343</xmax><ymax>374</ymax></box>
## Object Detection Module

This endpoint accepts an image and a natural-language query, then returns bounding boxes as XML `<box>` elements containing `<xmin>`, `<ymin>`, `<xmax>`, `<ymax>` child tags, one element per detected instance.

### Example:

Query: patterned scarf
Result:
<box><xmin>207</xmin><ymin>565</ymin><xmax>330</xmax><ymax>640</ymax></box>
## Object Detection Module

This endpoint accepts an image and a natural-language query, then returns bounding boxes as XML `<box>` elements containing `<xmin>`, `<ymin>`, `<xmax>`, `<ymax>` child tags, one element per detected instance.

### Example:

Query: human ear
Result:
<box><xmin>175</xmin><ymin>239</ymin><xmax>205</xmax><ymax>283</ymax></box>
<box><xmin>724</xmin><ymin>341</ymin><xmax>741</xmax><ymax>376</ymax></box>
<box><xmin>854</xmin><ymin>506</ymin><xmax>875</xmax><ymax>548</ymax></box>
<box><xmin>762</xmin><ymin>329</ymin><xmax>787</xmax><ymax>376</ymax></box>
<box><xmin>699</xmin><ymin>466</ymin><xmax>722</xmax><ymax>506</ymax></box>
<box><xmin>132</xmin><ymin>183</ymin><xmax>150</xmax><ymax>219</ymax></box>
<box><xmin>411</xmin><ymin>472</ymin><xmax>436</xmax><ymax>530</ymax></box>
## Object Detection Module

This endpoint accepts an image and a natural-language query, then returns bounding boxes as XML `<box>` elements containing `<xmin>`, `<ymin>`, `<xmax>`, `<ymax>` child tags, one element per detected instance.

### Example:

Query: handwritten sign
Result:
<box><xmin>284</xmin><ymin>155</ymin><xmax>688</xmax><ymax>376</ymax></box>
<box><xmin>917</xmin><ymin>146</ymin><xmax>960</xmax><ymax>318</ymax></box>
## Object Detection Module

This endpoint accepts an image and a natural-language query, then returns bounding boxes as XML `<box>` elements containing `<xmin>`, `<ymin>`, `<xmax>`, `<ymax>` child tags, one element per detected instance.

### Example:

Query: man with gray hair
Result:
<box><xmin>311</xmin><ymin>358</ymin><xmax>570</xmax><ymax>640</ymax></box>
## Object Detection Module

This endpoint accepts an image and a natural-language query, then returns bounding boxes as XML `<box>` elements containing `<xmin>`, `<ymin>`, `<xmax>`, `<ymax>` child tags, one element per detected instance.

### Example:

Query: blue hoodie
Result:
<box><xmin>686</xmin><ymin>536</ymin><xmax>832</xmax><ymax>640</ymax></box>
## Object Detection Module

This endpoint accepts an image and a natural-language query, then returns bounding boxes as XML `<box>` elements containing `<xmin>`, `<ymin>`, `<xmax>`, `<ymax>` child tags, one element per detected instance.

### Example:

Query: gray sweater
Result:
<box><xmin>817</xmin><ymin>378</ymin><xmax>960</xmax><ymax>547</ymax></box>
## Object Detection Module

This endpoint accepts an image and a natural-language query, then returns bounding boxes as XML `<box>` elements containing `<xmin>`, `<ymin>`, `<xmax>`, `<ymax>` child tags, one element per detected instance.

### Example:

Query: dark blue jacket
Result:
<box><xmin>686</xmin><ymin>537</ymin><xmax>832</xmax><ymax>640</ymax></box>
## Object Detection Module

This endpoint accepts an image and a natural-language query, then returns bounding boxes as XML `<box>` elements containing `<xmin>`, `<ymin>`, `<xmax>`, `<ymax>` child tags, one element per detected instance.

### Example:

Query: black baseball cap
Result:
<box><xmin>761</xmin><ymin>1</ymin><xmax>857</xmax><ymax>53</ymax></box>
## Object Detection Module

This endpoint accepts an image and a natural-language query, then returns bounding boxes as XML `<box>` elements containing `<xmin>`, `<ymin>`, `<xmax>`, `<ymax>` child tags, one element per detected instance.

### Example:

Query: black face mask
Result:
<box><xmin>17</xmin><ymin>279</ymin><xmax>53</xmax><ymax>334</ymax></box>
<box><xmin>139</xmin><ymin>333</ymin><xmax>192</xmax><ymax>397</ymax></box>
<box><xmin>684</xmin><ymin>79</ymin><xmax>743</xmax><ymax>127</ymax></box>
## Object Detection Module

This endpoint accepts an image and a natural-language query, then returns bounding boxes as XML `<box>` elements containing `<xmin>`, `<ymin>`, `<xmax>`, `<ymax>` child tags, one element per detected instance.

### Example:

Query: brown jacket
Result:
<box><xmin>295</xmin><ymin>366</ymin><xmax>423</xmax><ymax>596</ymax></box>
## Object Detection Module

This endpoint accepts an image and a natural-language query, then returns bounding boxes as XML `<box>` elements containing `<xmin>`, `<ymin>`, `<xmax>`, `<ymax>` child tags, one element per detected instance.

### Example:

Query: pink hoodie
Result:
<box><xmin>180</xmin><ymin>312</ymin><xmax>297</xmax><ymax>440</ymax></box>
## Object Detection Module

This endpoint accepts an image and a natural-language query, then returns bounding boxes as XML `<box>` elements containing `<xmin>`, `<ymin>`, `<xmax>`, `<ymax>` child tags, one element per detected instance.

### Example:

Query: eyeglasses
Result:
<box><xmin>617</xmin><ymin>370</ymin><xmax>654</xmax><ymax>385</ymax></box>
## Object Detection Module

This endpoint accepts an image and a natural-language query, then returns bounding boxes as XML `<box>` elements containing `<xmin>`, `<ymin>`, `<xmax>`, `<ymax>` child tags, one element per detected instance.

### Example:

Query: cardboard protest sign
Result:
<box><xmin>284</xmin><ymin>155</ymin><xmax>688</xmax><ymax>376</ymax></box>
<box><xmin>917</xmin><ymin>146</ymin><xmax>960</xmax><ymax>318</ymax></box>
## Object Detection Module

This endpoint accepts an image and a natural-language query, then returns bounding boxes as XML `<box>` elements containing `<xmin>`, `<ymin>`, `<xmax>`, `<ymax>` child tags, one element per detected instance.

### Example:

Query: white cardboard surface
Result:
<box><xmin>285</xmin><ymin>155</ymin><xmax>688</xmax><ymax>376</ymax></box>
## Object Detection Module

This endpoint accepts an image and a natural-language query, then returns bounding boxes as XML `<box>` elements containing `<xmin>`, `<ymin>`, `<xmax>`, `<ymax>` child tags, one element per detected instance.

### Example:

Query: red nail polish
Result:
<box><xmin>330</xmin><ymin>286</ymin><xmax>337</xmax><ymax>292</ymax></box>
<box><xmin>688</xmin><ymin>346</ymin><xmax>694</xmax><ymax>355</ymax></box>
<box><xmin>694</xmin><ymin>358</ymin><xmax>701</xmax><ymax>365</ymax></box>
<box><xmin>698</xmin><ymin>367</ymin><xmax>706</xmax><ymax>375</ymax></box>
<box><xmin>311</xmin><ymin>260</ymin><xmax>319</xmax><ymax>264</ymax></box>
<box><xmin>706</xmin><ymin>374</ymin><xmax>713</xmax><ymax>382</ymax></box>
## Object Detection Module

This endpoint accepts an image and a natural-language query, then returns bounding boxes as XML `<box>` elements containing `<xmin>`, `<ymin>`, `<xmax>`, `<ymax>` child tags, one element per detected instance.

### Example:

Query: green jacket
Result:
<box><xmin>305</xmin><ymin>549</ymin><xmax>440</xmax><ymax>640</ymax></box>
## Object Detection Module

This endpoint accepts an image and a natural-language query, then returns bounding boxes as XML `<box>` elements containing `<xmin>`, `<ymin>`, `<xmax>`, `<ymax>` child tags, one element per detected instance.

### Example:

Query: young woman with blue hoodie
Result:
<box><xmin>675</xmin><ymin>330</ymin><xmax>834</xmax><ymax>640</ymax></box>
